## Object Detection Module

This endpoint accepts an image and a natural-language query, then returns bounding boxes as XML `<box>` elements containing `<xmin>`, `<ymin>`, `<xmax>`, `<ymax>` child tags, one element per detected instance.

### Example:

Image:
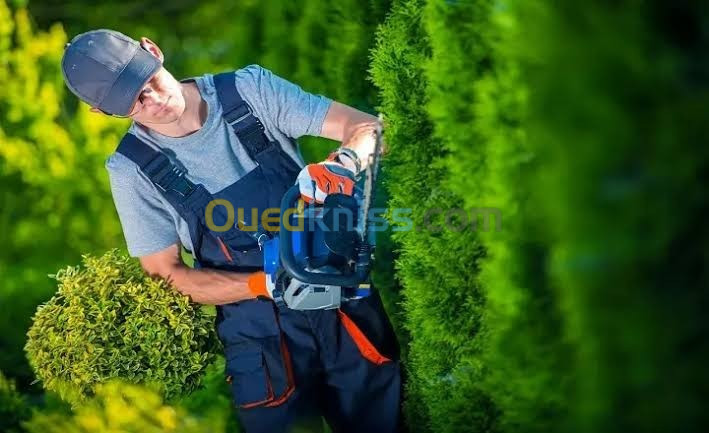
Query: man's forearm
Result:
<box><xmin>166</xmin><ymin>265</ymin><xmax>255</xmax><ymax>305</ymax></box>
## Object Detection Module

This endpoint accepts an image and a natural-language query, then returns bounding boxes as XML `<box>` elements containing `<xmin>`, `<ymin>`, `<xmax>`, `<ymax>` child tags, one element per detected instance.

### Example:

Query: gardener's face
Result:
<box><xmin>92</xmin><ymin>38</ymin><xmax>186</xmax><ymax>124</ymax></box>
<box><xmin>126</xmin><ymin>38</ymin><xmax>186</xmax><ymax>125</ymax></box>
<box><xmin>127</xmin><ymin>66</ymin><xmax>186</xmax><ymax>125</ymax></box>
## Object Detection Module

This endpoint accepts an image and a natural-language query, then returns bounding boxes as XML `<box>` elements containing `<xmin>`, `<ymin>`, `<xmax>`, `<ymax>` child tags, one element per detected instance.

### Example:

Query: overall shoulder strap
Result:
<box><xmin>116</xmin><ymin>133</ymin><xmax>274</xmax><ymax>258</ymax></box>
<box><xmin>116</xmin><ymin>133</ymin><xmax>196</xmax><ymax>198</ymax></box>
<box><xmin>213</xmin><ymin>71</ymin><xmax>273</xmax><ymax>160</ymax></box>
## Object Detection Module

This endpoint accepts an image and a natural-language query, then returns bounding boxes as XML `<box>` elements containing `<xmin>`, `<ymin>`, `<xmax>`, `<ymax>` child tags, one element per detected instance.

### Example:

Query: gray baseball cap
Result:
<box><xmin>61</xmin><ymin>29</ymin><xmax>161</xmax><ymax>116</ymax></box>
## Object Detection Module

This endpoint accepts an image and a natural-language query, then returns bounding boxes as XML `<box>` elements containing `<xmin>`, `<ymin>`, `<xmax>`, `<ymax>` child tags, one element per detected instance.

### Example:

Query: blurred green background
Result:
<box><xmin>1</xmin><ymin>0</ymin><xmax>708</xmax><ymax>432</ymax></box>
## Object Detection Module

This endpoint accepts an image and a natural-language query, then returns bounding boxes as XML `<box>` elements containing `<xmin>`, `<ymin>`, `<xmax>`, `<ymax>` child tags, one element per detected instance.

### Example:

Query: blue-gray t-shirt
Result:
<box><xmin>106</xmin><ymin>65</ymin><xmax>332</xmax><ymax>257</ymax></box>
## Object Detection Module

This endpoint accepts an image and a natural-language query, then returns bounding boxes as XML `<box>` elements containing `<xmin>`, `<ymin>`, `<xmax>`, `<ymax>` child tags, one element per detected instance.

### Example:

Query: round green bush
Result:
<box><xmin>25</xmin><ymin>249</ymin><xmax>218</xmax><ymax>403</ymax></box>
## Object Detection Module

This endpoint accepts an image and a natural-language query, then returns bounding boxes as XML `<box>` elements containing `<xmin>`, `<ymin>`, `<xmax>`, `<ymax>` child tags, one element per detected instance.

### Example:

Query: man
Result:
<box><xmin>60</xmin><ymin>29</ymin><xmax>401</xmax><ymax>433</ymax></box>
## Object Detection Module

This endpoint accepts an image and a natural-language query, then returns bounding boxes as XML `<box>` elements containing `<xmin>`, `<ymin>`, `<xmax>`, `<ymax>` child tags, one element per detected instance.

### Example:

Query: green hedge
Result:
<box><xmin>371</xmin><ymin>1</ymin><xmax>491</xmax><ymax>431</ymax></box>
<box><xmin>525</xmin><ymin>2</ymin><xmax>709</xmax><ymax>431</ymax></box>
<box><xmin>471</xmin><ymin>2</ymin><xmax>573</xmax><ymax>431</ymax></box>
<box><xmin>371</xmin><ymin>0</ymin><xmax>709</xmax><ymax>432</ymax></box>
<box><xmin>0</xmin><ymin>0</ymin><xmax>128</xmax><ymax>388</ymax></box>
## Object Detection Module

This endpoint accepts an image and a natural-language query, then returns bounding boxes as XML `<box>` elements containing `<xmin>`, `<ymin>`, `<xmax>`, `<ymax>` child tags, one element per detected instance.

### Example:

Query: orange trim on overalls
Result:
<box><xmin>264</xmin><ymin>333</ymin><xmax>296</xmax><ymax>407</ymax></box>
<box><xmin>217</xmin><ymin>236</ymin><xmax>234</xmax><ymax>262</ymax></box>
<box><xmin>337</xmin><ymin>309</ymin><xmax>391</xmax><ymax>365</ymax></box>
<box><xmin>264</xmin><ymin>306</ymin><xmax>296</xmax><ymax>407</ymax></box>
<box><xmin>228</xmin><ymin>333</ymin><xmax>295</xmax><ymax>409</ymax></box>
<box><xmin>226</xmin><ymin>305</ymin><xmax>296</xmax><ymax>410</ymax></box>
<box><xmin>239</xmin><ymin>369</ymin><xmax>275</xmax><ymax>409</ymax></box>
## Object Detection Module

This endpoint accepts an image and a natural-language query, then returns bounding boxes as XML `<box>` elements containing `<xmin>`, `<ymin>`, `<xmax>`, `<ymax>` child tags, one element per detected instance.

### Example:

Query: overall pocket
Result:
<box><xmin>225</xmin><ymin>344</ymin><xmax>273</xmax><ymax>408</ymax></box>
<box><xmin>215</xmin><ymin>233</ymin><xmax>263</xmax><ymax>268</ymax></box>
<box><xmin>221</xmin><ymin>300</ymin><xmax>295</xmax><ymax>409</ymax></box>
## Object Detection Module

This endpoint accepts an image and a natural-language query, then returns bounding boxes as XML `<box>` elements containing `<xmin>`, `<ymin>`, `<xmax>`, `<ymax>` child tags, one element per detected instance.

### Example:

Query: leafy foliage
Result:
<box><xmin>370</xmin><ymin>1</ymin><xmax>490</xmax><ymax>431</ymax></box>
<box><xmin>0</xmin><ymin>370</ymin><xmax>31</xmax><ymax>433</ymax></box>
<box><xmin>372</xmin><ymin>0</ymin><xmax>709</xmax><ymax>432</ymax></box>
<box><xmin>174</xmin><ymin>356</ymin><xmax>239</xmax><ymax>433</ymax></box>
<box><xmin>24</xmin><ymin>250</ymin><xmax>218</xmax><ymax>404</ymax></box>
<box><xmin>0</xmin><ymin>0</ymin><xmax>127</xmax><ymax>387</ymax></box>
<box><xmin>23</xmin><ymin>380</ymin><xmax>226</xmax><ymax>433</ymax></box>
<box><xmin>523</xmin><ymin>1</ymin><xmax>709</xmax><ymax>431</ymax></box>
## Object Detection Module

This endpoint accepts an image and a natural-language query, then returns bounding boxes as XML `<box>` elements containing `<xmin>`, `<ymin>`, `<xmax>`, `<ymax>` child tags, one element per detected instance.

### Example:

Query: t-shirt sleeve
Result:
<box><xmin>106</xmin><ymin>153</ymin><xmax>180</xmax><ymax>257</ymax></box>
<box><xmin>238</xmin><ymin>64</ymin><xmax>332</xmax><ymax>139</ymax></box>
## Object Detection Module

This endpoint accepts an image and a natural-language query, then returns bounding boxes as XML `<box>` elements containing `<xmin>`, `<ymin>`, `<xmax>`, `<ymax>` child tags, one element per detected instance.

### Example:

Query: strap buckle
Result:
<box><xmin>154</xmin><ymin>167</ymin><xmax>195</xmax><ymax>197</ymax></box>
<box><xmin>170</xmin><ymin>174</ymin><xmax>195</xmax><ymax>197</ymax></box>
<box><xmin>223</xmin><ymin>102</ymin><xmax>252</xmax><ymax>126</ymax></box>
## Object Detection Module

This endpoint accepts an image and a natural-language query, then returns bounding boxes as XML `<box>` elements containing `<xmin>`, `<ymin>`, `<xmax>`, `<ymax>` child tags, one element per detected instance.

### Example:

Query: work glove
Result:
<box><xmin>247</xmin><ymin>271</ymin><xmax>272</xmax><ymax>298</ymax></box>
<box><xmin>296</xmin><ymin>159</ymin><xmax>356</xmax><ymax>205</ymax></box>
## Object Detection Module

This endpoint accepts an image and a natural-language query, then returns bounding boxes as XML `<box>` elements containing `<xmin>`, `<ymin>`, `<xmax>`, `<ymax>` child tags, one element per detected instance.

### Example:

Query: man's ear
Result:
<box><xmin>139</xmin><ymin>37</ymin><xmax>164</xmax><ymax>63</ymax></box>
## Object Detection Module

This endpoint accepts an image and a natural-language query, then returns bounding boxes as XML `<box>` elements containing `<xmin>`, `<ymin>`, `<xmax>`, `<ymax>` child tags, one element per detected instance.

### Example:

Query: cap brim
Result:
<box><xmin>100</xmin><ymin>47</ymin><xmax>161</xmax><ymax>116</ymax></box>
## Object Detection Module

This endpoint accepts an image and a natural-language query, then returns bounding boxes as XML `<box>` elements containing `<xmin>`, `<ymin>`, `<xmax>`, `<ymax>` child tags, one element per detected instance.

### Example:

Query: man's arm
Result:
<box><xmin>295</xmin><ymin>101</ymin><xmax>384</xmax><ymax>204</ymax></box>
<box><xmin>139</xmin><ymin>243</ymin><xmax>256</xmax><ymax>305</ymax></box>
<box><xmin>241</xmin><ymin>65</ymin><xmax>379</xmax><ymax>168</ymax></box>
<box><xmin>320</xmin><ymin>101</ymin><xmax>380</xmax><ymax>170</ymax></box>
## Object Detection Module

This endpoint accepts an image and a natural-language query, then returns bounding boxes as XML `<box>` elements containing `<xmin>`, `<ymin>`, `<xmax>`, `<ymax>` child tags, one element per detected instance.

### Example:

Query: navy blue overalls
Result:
<box><xmin>116</xmin><ymin>72</ymin><xmax>402</xmax><ymax>433</ymax></box>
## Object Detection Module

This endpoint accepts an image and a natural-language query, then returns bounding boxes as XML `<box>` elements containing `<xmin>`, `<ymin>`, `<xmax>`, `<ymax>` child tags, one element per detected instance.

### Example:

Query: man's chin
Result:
<box><xmin>141</xmin><ymin>112</ymin><xmax>179</xmax><ymax>124</ymax></box>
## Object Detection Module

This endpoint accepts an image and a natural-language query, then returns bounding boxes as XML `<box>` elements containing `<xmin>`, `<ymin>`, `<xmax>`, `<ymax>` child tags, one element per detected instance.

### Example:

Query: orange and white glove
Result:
<box><xmin>297</xmin><ymin>157</ymin><xmax>357</xmax><ymax>205</ymax></box>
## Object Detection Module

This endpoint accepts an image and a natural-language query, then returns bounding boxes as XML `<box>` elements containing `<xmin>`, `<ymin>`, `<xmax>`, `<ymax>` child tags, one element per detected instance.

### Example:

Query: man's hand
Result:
<box><xmin>297</xmin><ymin>161</ymin><xmax>356</xmax><ymax>204</ymax></box>
<box><xmin>320</xmin><ymin>102</ymin><xmax>386</xmax><ymax>169</ymax></box>
<box><xmin>343</xmin><ymin>122</ymin><xmax>385</xmax><ymax>157</ymax></box>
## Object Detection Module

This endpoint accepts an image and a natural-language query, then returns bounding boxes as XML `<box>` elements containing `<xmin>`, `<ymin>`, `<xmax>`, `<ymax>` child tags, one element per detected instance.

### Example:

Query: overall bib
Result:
<box><xmin>116</xmin><ymin>72</ymin><xmax>402</xmax><ymax>433</ymax></box>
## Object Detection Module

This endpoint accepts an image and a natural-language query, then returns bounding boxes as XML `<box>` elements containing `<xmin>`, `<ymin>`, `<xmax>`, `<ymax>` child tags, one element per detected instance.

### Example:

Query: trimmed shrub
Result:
<box><xmin>425</xmin><ymin>0</ymin><xmax>574</xmax><ymax>432</ymax></box>
<box><xmin>418</xmin><ymin>0</ymin><xmax>709</xmax><ymax>432</ymax></box>
<box><xmin>0</xmin><ymin>370</ymin><xmax>31</xmax><ymax>433</ymax></box>
<box><xmin>23</xmin><ymin>380</ymin><xmax>225</xmax><ymax>433</ymax></box>
<box><xmin>371</xmin><ymin>1</ymin><xmax>492</xmax><ymax>431</ymax></box>
<box><xmin>24</xmin><ymin>249</ymin><xmax>218</xmax><ymax>404</ymax></box>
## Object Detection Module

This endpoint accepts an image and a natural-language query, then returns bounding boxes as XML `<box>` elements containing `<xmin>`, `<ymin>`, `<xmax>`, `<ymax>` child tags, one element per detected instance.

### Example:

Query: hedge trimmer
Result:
<box><xmin>262</xmin><ymin>119</ymin><xmax>385</xmax><ymax>310</ymax></box>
